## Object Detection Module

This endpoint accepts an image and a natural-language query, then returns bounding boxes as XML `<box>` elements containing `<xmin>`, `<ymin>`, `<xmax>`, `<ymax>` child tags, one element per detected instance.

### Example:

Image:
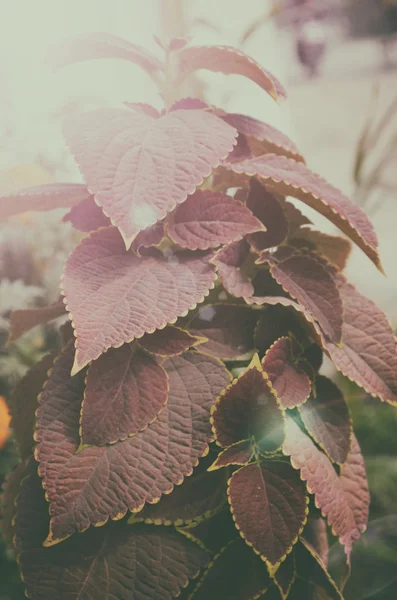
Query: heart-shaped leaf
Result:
<box><xmin>262</xmin><ymin>337</ymin><xmax>312</xmax><ymax>409</ymax></box>
<box><xmin>211</xmin><ymin>355</ymin><xmax>285</xmax><ymax>452</ymax></box>
<box><xmin>223</xmin><ymin>154</ymin><xmax>381</xmax><ymax>270</ymax></box>
<box><xmin>326</xmin><ymin>280</ymin><xmax>397</xmax><ymax>405</ymax></box>
<box><xmin>62</xmin><ymin>227</ymin><xmax>217</xmax><ymax>374</ymax></box>
<box><xmin>267</xmin><ymin>252</ymin><xmax>343</xmax><ymax>344</ymax></box>
<box><xmin>283</xmin><ymin>418</ymin><xmax>369</xmax><ymax>560</ymax></box>
<box><xmin>175</xmin><ymin>45</ymin><xmax>286</xmax><ymax>102</ymax></box>
<box><xmin>166</xmin><ymin>189</ymin><xmax>263</xmax><ymax>250</ymax></box>
<box><xmin>212</xmin><ymin>239</ymin><xmax>254</xmax><ymax>298</ymax></box>
<box><xmin>222</xmin><ymin>113</ymin><xmax>304</xmax><ymax>162</ymax></box>
<box><xmin>0</xmin><ymin>183</ymin><xmax>90</xmax><ymax>219</ymax></box>
<box><xmin>299</xmin><ymin>376</ymin><xmax>352</xmax><ymax>464</ymax></box>
<box><xmin>246</xmin><ymin>179</ymin><xmax>289</xmax><ymax>252</ymax></box>
<box><xmin>188</xmin><ymin>538</ymin><xmax>271</xmax><ymax>599</ymax></box>
<box><xmin>228</xmin><ymin>461</ymin><xmax>308</xmax><ymax>568</ymax></box>
<box><xmin>8</xmin><ymin>298</ymin><xmax>66</xmax><ymax>343</ymax></box>
<box><xmin>209</xmin><ymin>440</ymin><xmax>254</xmax><ymax>471</ymax></box>
<box><xmin>35</xmin><ymin>343</ymin><xmax>230</xmax><ymax>544</ymax></box>
<box><xmin>64</xmin><ymin>107</ymin><xmax>237</xmax><ymax>247</ymax></box>
<box><xmin>80</xmin><ymin>344</ymin><xmax>169</xmax><ymax>445</ymax></box>
<box><xmin>47</xmin><ymin>32</ymin><xmax>164</xmax><ymax>77</ymax></box>
<box><xmin>189</xmin><ymin>304</ymin><xmax>258</xmax><ymax>360</ymax></box>
<box><xmin>139</xmin><ymin>325</ymin><xmax>205</xmax><ymax>357</ymax></box>
<box><xmin>14</xmin><ymin>461</ymin><xmax>208</xmax><ymax>600</ymax></box>
<box><xmin>62</xmin><ymin>196</ymin><xmax>111</xmax><ymax>231</ymax></box>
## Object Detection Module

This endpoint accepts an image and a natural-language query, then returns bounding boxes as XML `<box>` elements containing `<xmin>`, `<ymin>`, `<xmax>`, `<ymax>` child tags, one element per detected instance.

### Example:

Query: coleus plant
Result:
<box><xmin>1</xmin><ymin>32</ymin><xmax>396</xmax><ymax>600</ymax></box>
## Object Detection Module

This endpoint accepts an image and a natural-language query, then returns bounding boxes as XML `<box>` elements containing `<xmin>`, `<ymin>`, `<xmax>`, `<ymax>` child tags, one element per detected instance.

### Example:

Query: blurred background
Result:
<box><xmin>0</xmin><ymin>1</ymin><xmax>397</xmax><ymax>598</ymax></box>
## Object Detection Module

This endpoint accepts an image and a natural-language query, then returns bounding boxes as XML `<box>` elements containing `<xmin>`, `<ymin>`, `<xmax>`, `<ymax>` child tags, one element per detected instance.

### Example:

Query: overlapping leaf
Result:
<box><xmin>302</xmin><ymin>516</ymin><xmax>329</xmax><ymax>568</ymax></box>
<box><xmin>0</xmin><ymin>183</ymin><xmax>90</xmax><ymax>219</ymax></box>
<box><xmin>135</xmin><ymin>462</ymin><xmax>228</xmax><ymax>525</ymax></box>
<box><xmin>272</xmin><ymin>551</ymin><xmax>296</xmax><ymax>599</ymax></box>
<box><xmin>64</xmin><ymin>107</ymin><xmax>237</xmax><ymax>247</ymax></box>
<box><xmin>80</xmin><ymin>344</ymin><xmax>169</xmax><ymax>445</ymax></box>
<box><xmin>209</xmin><ymin>440</ymin><xmax>254</xmax><ymax>470</ymax></box>
<box><xmin>211</xmin><ymin>355</ymin><xmax>285</xmax><ymax>452</ymax></box>
<box><xmin>291</xmin><ymin>229</ymin><xmax>352</xmax><ymax>270</ymax></box>
<box><xmin>14</xmin><ymin>461</ymin><xmax>208</xmax><ymax>600</ymax></box>
<box><xmin>267</xmin><ymin>252</ymin><xmax>343</xmax><ymax>343</ymax></box>
<box><xmin>221</xmin><ymin>113</ymin><xmax>304</xmax><ymax>162</ymax></box>
<box><xmin>47</xmin><ymin>31</ymin><xmax>164</xmax><ymax>77</ymax></box>
<box><xmin>295</xmin><ymin>539</ymin><xmax>343</xmax><ymax>599</ymax></box>
<box><xmin>299</xmin><ymin>376</ymin><xmax>352</xmax><ymax>464</ymax></box>
<box><xmin>189</xmin><ymin>304</ymin><xmax>258</xmax><ymax>360</ymax></box>
<box><xmin>139</xmin><ymin>325</ymin><xmax>205</xmax><ymax>357</ymax></box>
<box><xmin>35</xmin><ymin>342</ymin><xmax>230</xmax><ymax>543</ymax></box>
<box><xmin>228</xmin><ymin>461</ymin><xmax>308</xmax><ymax>568</ymax></box>
<box><xmin>175</xmin><ymin>45</ymin><xmax>286</xmax><ymax>102</ymax></box>
<box><xmin>8</xmin><ymin>298</ymin><xmax>66</xmax><ymax>343</ymax></box>
<box><xmin>245</xmin><ymin>178</ymin><xmax>288</xmax><ymax>252</ymax></box>
<box><xmin>283</xmin><ymin>418</ymin><xmax>369</xmax><ymax>559</ymax></box>
<box><xmin>212</xmin><ymin>239</ymin><xmax>254</xmax><ymax>298</ymax></box>
<box><xmin>188</xmin><ymin>538</ymin><xmax>271</xmax><ymax>600</ymax></box>
<box><xmin>326</xmin><ymin>280</ymin><xmax>397</xmax><ymax>405</ymax></box>
<box><xmin>0</xmin><ymin>461</ymin><xmax>28</xmax><ymax>552</ymax></box>
<box><xmin>166</xmin><ymin>189</ymin><xmax>263</xmax><ymax>250</ymax></box>
<box><xmin>62</xmin><ymin>227</ymin><xmax>217</xmax><ymax>373</ymax></box>
<box><xmin>223</xmin><ymin>154</ymin><xmax>381</xmax><ymax>269</ymax></box>
<box><xmin>262</xmin><ymin>337</ymin><xmax>312</xmax><ymax>409</ymax></box>
<box><xmin>131</xmin><ymin>220</ymin><xmax>165</xmax><ymax>255</ymax></box>
<box><xmin>62</xmin><ymin>196</ymin><xmax>110</xmax><ymax>231</ymax></box>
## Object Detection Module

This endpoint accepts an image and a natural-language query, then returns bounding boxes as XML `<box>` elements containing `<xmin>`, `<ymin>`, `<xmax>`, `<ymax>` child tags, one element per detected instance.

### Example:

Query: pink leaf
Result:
<box><xmin>222</xmin><ymin>113</ymin><xmax>304</xmax><ymax>162</ymax></box>
<box><xmin>61</xmin><ymin>227</ymin><xmax>217</xmax><ymax>374</ymax></box>
<box><xmin>64</xmin><ymin>107</ymin><xmax>237</xmax><ymax>248</ymax></box>
<box><xmin>138</xmin><ymin>325</ymin><xmax>206</xmax><ymax>357</ymax></box>
<box><xmin>62</xmin><ymin>196</ymin><xmax>111</xmax><ymax>232</ymax></box>
<box><xmin>224</xmin><ymin>155</ymin><xmax>381</xmax><ymax>270</ymax></box>
<box><xmin>47</xmin><ymin>32</ymin><xmax>163</xmax><ymax>77</ymax></box>
<box><xmin>283</xmin><ymin>418</ymin><xmax>369</xmax><ymax>560</ymax></box>
<box><xmin>166</xmin><ymin>189</ymin><xmax>263</xmax><ymax>250</ymax></box>
<box><xmin>212</xmin><ymin>240</ymin><xmax>253</xmax><ymax>298</ymax></box>
<box><xmin>8</xmin><ymin>299</ymin><xmax>67</xmax><ymax>343</ymax></box>
<box><xmin>80</xmin><ymin>344</ymin><xmax>169</xmax><ymax>445</ymax></box>
<box><xmin>175</xmin><ymin>45</ymin><xmax>286</xmax><ymax>102</ymax></box>
<box><xmin>262</xmin><ymin>337</ymin><xmax>311</xmax><ymax>409</ymax></box>
<box><xmin>0</xmin><ymin>183</ymin><xmax>90</xmax><ymax>220</ymax></box>
<box><xmin>130</xmin><ymin>221</ymin><xmax>165</xmax><ymax>255</ymax></box>
<box><xmin>124</xmin><ymin>102</ymin><xmax>161</xmax><ymax>118</ymax></box>
<box><xmin>170</xmin><ymin>98</ymin><xmax>209</xmax><ymax>111</ymax></box>
<box><xmin>326</xmin><ymin>280</ymin><xmax>397</xmax><ymax>405</ymax></box>
<box><xmin>246</xmin><ymin>178</ymin><xmax>289</xmax><ymax>251</ymax></box>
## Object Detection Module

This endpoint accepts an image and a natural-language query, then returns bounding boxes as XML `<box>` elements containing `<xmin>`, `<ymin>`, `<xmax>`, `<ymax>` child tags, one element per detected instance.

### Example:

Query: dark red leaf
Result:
<box><xmin>246</xmin><ymin>179</ymin><xmax>289</xmax><ymax>252</ymax></box>
<box><xmin>0</xmin><ymin>183</ymin><xmax>90</xmax><ymax>219</ymax></box>
<box><xmin>175</xmin><ymin>45</ymin><xmax>286</xmax><ymax>102</ymax></box>
<box><xmin>295</xmin><ymin>538</ymin><xmax>343</xmax><ymax>599</ymax></box>
<box><xmin>64</xmin><ymin>107</ymin><xmax>237</xmax><ymax>247</ymax></box>
<box><xmin>254</xmin><ymin>305</ymin><xmax>309</xmax><ymax>355</ymax></box>
<box><xmin>302</xmin><ymin>516</ymin><xmax>329</xmax><ymax>568</ymax></box>
<box><xmin>224</xmin><ymin>155</ymin><xmax>381</xmax><ymax>270</ymax></box>
<box><xmin>62</xmin><ymin>227</ymin><xmax>217</xmax><ymax>374</ymax></box>
<box><xmin>272</xmin><ymin>550</ymin><xmax>296</xmax><ymax>599</ymax></box>
<box><xmin>291</xmin><ymin>229</ymin><xmax>352</xmax><ymax>270</ymax></box>
<box><xmin>8</xmin><ymin>298</ymin><xmax>67</xmax><ymax>343</ymax></box>
<box><xmin>35</xmin><ymin>343</ymin><xmax>230</xmax><ymax>543</ymax></box>
<box><xmin>209</xmin><ymin>440</ymin><xmax>254</xmax><ymax>470</ymax></box>
<box><xmin>268</xmin><ymin>252</ymin><xmax>343</xmax><ymax>344</ymax></box>
<box><xmin>0</xmin><ymin>462</ymin><xmax>28</xmax><ymax>553</ymax></box>
<box><xmin>283</xmin><ymin>418</ymin><xmax>369</xmax><ymax>560</ymax></box>
<box><xmin>9</xmin><ymin>353</ymin><xmax>56</xmax><ymax>460</ymax></box>
<box><xmin>262</xmin><ymin>337</ymin><xmax>312</xmax><ymax>409</ymax></box>
<box><xmin>222</xmin><ymin>113</ymin><xmax>304</xmax><ymax>162</ymax></box>
<box><xmin>62</xmin><ymin>196</ymin><xmax>111</xmax><ymax>231</ymax></box>
<box><xmin>211</xmin><ymin>355</ymin><xmax>285</xmax><ymax>451</ymax></box>
<box><xmin>212</xmin><ymin>239</ymin><xmax>254</xmax><ymax>298</ymax></box>
<box><xmin>279</xmin><ymin>198</ymin><xmax>312</xmax><ymax>235</ymax></box>
<box><xmin>189</xmin><ymin>538</ymin><xmax>271</xmax><ymax>600</ymax></box>
<box><xmin>299</xmin><ymin>376</ymin><xmax>352</xmax><ymax>464</ymax></box>
<box><xmin>47</xmin><ymin>32</ymin><xmax>163</xmax><ymax>76</ymax></box>
<box><xmin>139</xmin><ymin>325</ymin><xmax>206</xmax><ymax>357</ymax></box>
<box><xmin>135</xmin><ymin>464</ymin><xmax>228</xmax><ymax>525</ymax></box>
<box><xmin>166</xmin><ymin>189</ymin><xmax>263</xmax><ymax>250</ymax></box>
<box><xmin>14</xmin><ymin>462</ymin><xmax>208</xmax><ymax>600</ymax></box>
<box><xmin>189</xmin><ymin>304</ymin><xmax>258</xmax><ymax>360</ymax></box>
<box><xmin>81</xmin><ymin>344</ymin><xmax>169</xmax><ymax>445</ymax></box>
<box><xmin>228</xmin><ymin>461</ymin><xmax>308</xmax><ymax>568</ymax></box>
<box><xmin>326</xmin><ymin>280</ymin><xmax>397</xmax><ymax>405</ymax></box>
